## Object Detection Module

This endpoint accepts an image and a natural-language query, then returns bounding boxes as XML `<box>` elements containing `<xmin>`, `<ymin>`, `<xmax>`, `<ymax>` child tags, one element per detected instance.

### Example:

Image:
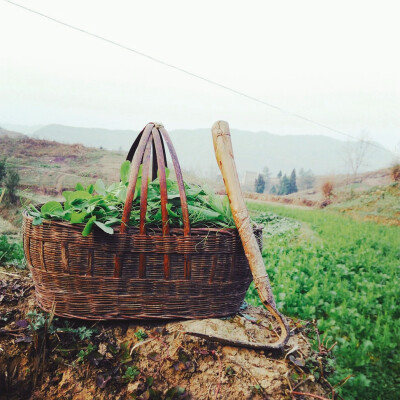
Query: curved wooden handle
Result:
<box><xmin>114</xmin><ymin>123</ymin><xmax>192</xmax><ymax>279</ymax></box>
<box><xmin>212</xmin><ymin>120</ymin><xmax>290</xmax><ymax>349</ymax></box>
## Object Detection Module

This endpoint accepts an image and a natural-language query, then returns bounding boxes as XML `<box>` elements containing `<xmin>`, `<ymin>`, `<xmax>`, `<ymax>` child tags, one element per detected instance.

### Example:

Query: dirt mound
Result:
<box><xmin>0</xmin><ymin>270</ymin><xmax>333</xmax><ymax>399</ymax></box>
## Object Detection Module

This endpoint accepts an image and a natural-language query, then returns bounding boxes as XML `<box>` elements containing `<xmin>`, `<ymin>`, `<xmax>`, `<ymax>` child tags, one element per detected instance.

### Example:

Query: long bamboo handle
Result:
<box><xmin>212</xmin><ymin>120</ymin><xmax>290</xmax><ymax>349</ymax></box>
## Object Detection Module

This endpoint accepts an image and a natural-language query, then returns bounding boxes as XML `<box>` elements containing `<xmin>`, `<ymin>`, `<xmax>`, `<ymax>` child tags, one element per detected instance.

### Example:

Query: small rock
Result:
<box><xmin>98</xmin><ymin>342</ymin><xmax>107</xmax><ymax>356</ymax></box>
<box><xmin>222</xmin><ymin>346</ymin><xmax>238</xmax><ymax>357</ymax></box>
<box><xmin>127</xmin><ymin>379</ymin><xmax>142</xmax><ymax>393</ymax></box>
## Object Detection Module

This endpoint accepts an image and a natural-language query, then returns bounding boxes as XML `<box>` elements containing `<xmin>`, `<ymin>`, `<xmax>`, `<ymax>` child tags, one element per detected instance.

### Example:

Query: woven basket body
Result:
<box><xmin>22</xmin><ymin>123</ymin><xmax>261</xmax><ymax>320</ymax></box>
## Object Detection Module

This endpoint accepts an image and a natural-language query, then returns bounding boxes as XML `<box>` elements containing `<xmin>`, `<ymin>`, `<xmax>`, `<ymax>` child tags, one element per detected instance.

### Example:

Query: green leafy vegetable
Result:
<box><xmin>94</xmin><ymin>221</ymin><xmax>114</xmax><ymax>234</ymax></box>
<box><xmin>41</xmin><ymin>201</ymin><xmax>64</xmax><ymax>218</ymax></box>
<box><xmin>94</xmin><ymin>179</ymin><xmax>106</xmax><ymax>196</ymax></box>
<box><xmin>82</xmin><ymin>216</ymin><xmax>96</xmax><ymax>237</ymax></box>
<box><xmin>70</xmin><ymin>211</ymin><xmax>88</xmax><ymax>224</ymax></box>
<box><xmin>120</xmin><ymin>160</ymin><xmax>130</xmax><ymax>185</ymax></box>
<box><xmin>27</xmin><ymin>161</ymin><xmax>235</xmax><ymax>236</ymax></box>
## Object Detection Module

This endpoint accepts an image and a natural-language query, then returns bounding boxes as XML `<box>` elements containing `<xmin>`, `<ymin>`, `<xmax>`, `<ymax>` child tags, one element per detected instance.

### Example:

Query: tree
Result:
<box><xmin>289</xmin><ymin>169</ymin><xmax>298</xmax><ymax>194</ymax></box>
<box><xmin>254</xmin><ymin>174</ymin><xmax>266</xmax><ymax>194</ymax></box>
<box><xmin>270</xmin><ymin>185</ymin><xmax>277</xmax><ymax>194</ymax></box>
<box><xmin>277</xmin><ymin>170</ymin><xmax>282</xmax><ymax>179</ymax></box>
<box><xmin>343</xmin><ymin>132</ymin><xmax>372</xmax><ymax>178</ymax></box>
<box><xmin>278</xmin><ymin>174</ymin><xmax>290</xmax><ymax>195</ymax></box>
<box><xmin>262</xmin><ymin>166</ymin><xmax>271</xmax><ymax>192</ymax></box>
<box><xmin>0</xmin><ymin>158</ymin><xmax>6</xmax><ymax>186</ymax></box>
<box><xmin>5</xmin><ymin>167</ymin><xmax>20</xmax><ymax>203</ymax></box>
<box><xmin>298</xmin><ymin>168</ymin><xmax>315</xmax><ymax>190</ymax></box>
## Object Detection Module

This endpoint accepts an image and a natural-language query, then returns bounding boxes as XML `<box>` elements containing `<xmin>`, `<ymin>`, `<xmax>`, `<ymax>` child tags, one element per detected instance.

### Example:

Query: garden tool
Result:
<box><xmin>211</xmin><ymin>120</ymin><xmax>290</xmax><ymax>349</ymax></box>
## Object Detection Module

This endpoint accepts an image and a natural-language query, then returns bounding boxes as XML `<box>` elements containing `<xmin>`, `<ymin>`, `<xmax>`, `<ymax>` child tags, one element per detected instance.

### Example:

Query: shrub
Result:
<box><xmin>5</xmin><ymin>167</ymin><xmax>20</xmax><ymax>204</ymax></box>
<box><xmin>390</xmin><ymin>164</ymin><xmax>400</xmax><ymax>182</ymax></box>
<box><xmin>321</xmin><ymin>180</ymin><xmax>334</xmax><ymax>199</ymax></box>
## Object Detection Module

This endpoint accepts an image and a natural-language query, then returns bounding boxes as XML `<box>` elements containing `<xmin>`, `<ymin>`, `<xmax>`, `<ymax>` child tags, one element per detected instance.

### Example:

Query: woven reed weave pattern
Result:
<box><xmin>22</xmin><ymin>122</ymin><xmax>262</xmax><ymax>320</ymax></box>
<box><xmin>23</xmin><ymin>216</ymin><xmax>262</xmax><ymax>319</ymax></box>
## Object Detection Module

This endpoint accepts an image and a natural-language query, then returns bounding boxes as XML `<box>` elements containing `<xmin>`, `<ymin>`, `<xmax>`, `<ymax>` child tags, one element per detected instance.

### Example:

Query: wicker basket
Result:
<box><xmin>22</xmin><ymin>122</ymin><xmax>261</xmax><ymax>320</ymax></box>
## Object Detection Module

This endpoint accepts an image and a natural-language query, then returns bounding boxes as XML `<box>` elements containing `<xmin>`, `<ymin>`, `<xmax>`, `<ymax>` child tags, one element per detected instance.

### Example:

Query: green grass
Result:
<box><xmin>246</xmin><ymin>202</ymin><xmax>400</xmax><ymax>400</ymax></box>
<box><xmin>0</xmin><ymin>234</ymin><xmax>24</xmax><ymax>266</ymax></box>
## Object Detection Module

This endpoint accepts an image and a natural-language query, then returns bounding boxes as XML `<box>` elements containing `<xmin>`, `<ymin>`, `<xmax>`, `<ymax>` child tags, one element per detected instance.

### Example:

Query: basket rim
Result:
<box><xmin>23</xmin><ymin>208</ymin><xmax>263</xmax><ymax>236</ymax></box>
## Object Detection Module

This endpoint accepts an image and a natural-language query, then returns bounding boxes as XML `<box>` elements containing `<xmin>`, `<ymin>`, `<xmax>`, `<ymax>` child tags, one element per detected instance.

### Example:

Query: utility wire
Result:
<box><xmin>4</xmin><ymin>0</ymin><xmax>397</xmax><ymax>156</ymax></box>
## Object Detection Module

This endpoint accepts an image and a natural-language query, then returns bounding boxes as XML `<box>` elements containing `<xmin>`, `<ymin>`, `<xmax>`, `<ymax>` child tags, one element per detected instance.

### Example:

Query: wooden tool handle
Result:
<box><xmin>212</xmin><ymin>120</ymin><xmax>290</xmax><ymax>349</ymax></box>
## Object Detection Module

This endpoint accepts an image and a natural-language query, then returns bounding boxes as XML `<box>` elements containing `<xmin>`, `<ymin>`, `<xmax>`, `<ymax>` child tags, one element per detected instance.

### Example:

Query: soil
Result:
<box><xmin>0</xmin><ymin>269</ymin><xmax>333</xmax><ymax>400</ymax></box>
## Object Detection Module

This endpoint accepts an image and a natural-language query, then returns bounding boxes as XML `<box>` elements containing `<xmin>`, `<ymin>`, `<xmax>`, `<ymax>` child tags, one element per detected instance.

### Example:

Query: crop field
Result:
<box><xmin>246</xmin><ymin>202</ymin><xmax>400</xmax><ymax>400</ymax></box>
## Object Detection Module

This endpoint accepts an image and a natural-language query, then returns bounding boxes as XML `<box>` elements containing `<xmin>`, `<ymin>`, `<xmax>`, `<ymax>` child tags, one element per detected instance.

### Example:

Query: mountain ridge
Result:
<box><xmin>29</xmin><ymin>124</ymin><xmax>391</xmax><ymax>176</ymax></box>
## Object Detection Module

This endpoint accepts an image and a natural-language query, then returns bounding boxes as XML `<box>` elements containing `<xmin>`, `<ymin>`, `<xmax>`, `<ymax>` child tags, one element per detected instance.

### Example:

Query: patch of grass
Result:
<box><xmin>0</xmin><ymin>235</ymin><xmax>24</xmax><ymax>266</ymax></box>
<box><xmin>134</xmin><ymin>330</ymin><xmax>148</xmax><ymax>341</ymax></box>
<box><xmin>246</xmin><ymin>203</ymin><xmax>400</xmax><ymax>400</ymax></box>
<box><xmin>77</xmin><ymin>343</ymin><xmax>96</xmax><ymax>363</ymax></box>
<box><xmin>328</xmin><ymin>183</ymin><xmax>400</xmax><ymax>225</ymax></box>
<box><xmin>122</xmin><ymin>366</ymin><xmax>140</xmax><ymax>382</ymax></box>
<box><xmin>26</xmin><ymin>310</ymin><xmax>98</xmax><ymax>340</ymax></box>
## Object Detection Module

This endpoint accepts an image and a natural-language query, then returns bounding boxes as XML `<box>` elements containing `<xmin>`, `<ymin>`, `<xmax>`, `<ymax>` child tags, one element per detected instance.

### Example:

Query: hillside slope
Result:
<box><xmin>0</xmin><ymin>135</ymin><xmax>213</xmax><ymax>195</ymax></box>
<box><xmin>0</xmin><ymin>127</ymin><xmax>25</xmax><ymax>139</ymax></box>
<box><xmin>0</xmin><ymin>135</ymin><xmax>123</xmax><ymax>194</ymax></box>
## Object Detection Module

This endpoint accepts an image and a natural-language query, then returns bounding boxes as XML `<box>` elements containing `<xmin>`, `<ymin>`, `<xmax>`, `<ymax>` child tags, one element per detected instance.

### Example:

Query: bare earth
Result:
<box><xmin>0</xmin><ymin>269</ymin><xmax>333</xmax><ymax>400</ymax></box>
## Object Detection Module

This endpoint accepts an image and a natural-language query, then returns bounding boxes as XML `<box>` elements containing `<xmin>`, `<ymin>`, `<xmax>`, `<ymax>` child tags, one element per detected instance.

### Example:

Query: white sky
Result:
<box><xmin>0</xmin><ymin>0</ymin><xmax>399</xmax><ymax>151</ymax></box>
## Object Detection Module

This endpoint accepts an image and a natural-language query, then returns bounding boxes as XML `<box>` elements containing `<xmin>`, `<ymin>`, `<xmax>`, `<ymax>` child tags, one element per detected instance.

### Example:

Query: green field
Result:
<box><xmin>246</xmin><ymin>202</ymin><xmax>400</xmax><ymax>399</ymax></box>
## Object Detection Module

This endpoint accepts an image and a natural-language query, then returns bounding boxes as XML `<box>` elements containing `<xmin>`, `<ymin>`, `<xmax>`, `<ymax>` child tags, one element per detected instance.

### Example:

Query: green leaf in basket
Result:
<box><xmin>166</xmin><ymin>203</ymin><xmax>179</xmax><ymax>218</ymax></box>
<box><xmin>116</xmin><ymin>186</ymin><xmax>127</xmax><ymax>202</ymax></box>
<box><xmin>94</xmin><ymin>179</ymin><xmax>106</xmax><ymax>196</ymax></box>
<box><xmin>32</xmin><ymin>216</ymin><xmax>42</xmax><ymax>225</ymax></box>
<box><xmin>86</xmin><ymin>184</ymin><xmax>94</xmax><ymax>194</ymax></box>
<box><xmin>67</xmin><ymin>191</ymin><xmax>93</xmax><ymax>203</ymax></box>
<box><xmin>120</xmin><ymin>160</ymin><xmax>131</xmax><ymax>185</ymax></box>
<box><xmin>187</xmin><ymin>204</ymin><xmax>222</xmax><ymax>221</ymax></box>
<box><xmin>70</xmin><ymin>211</ymin><xmax>88</xmax><ymax>224</ymax></box>
<box><xmin>94</xmin><ymin>221</ymin><xmax>114</xmax><ymax>234</ymax></box>
<box><xmin>62</xmin><ymin>191</ymin><xmax>74</xmax><ymax>202</ymax></box>
<box><xmin>27</xmin><ymin>158</ymin><xmax>238</xmax><ymax>235</ymax></box>
<box><xmin>106</xmin><ymin>182</ymin><xmax>119</xmax><ymax>193</ymax></box>
<box><xmin>41</xmin><ymin>201</ymin><xmax>64</xmax><ymax>217</ymax></box>
<box><xmin>82</xmin><ymin>216</ymin><xmax>96</xmax><ymax>236</ymax></box>
<box><xmin>62</xmin><ymin>190</ymin><xmax>92</xmax><ymax>203</ymax></box>
<box><xmin>223</xmin><ymin>195</ymin><xmax>233</xmax><ymax>221</ymax></box>
<box><xmin>28</xmin><ymin>204</ymin><xmax>40</xmax><ymax>215</ymax></box>
<box><xmin>104</xmin><ymin>217</ymin><xmax>120</xmax><ymax>226</ymax></box>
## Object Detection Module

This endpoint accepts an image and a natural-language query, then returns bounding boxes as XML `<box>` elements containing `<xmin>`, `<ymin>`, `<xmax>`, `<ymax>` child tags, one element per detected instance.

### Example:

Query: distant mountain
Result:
<box><xmin>0</xmin><ymin>127</ymin><xmax>25</xmax><ymax>139</ymax></box>
<box><xmin>1</xmin><ymin>123</ymin><xmax>43</xmax><ymax>135</ymax></box>
<box><xmin>32</xmin><ymin>124</ymin><xmax>136</xmax><ymax>150</ymax></box>
<box><xmin>30</xmin><ymin>124</ymin><xmax>391</xmax><ymax>176</ymax></box>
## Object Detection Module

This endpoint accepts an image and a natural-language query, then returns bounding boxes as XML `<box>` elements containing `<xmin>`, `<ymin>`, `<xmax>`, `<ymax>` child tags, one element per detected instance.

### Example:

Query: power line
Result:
<box><xmin>4</xmin><ymin>0</ymin><xmax>397</xmax><ymax>156</ymax></box>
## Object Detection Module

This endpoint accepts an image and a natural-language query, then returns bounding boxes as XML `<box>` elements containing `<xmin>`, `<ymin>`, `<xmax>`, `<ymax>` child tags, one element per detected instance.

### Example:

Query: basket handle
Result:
<box><xmin>119</xmin><ymin>123</ymin><xmax>191</xmax><ymax>236</ymax></box>
<box><xmin>120</xmin><ymin>123</ymin><xmax>154</xmax><ymax>234</ymax></box>
<box><xmin>126</xmin><ymin>126</ymin><xmax>168</xmax><ymax>181</ymax></box>
<box><xmin>211</xmin><ymin>120</ymin><xmax>290</xmax><ymax>349</ymax></box>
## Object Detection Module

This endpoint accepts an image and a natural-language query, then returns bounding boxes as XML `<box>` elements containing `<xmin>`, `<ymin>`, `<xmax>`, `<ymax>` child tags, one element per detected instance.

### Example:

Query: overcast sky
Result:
<box><xmin>0</xmin><ymin>0</ymin><xmax>399</xmax><ymax>151</ymax></box>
